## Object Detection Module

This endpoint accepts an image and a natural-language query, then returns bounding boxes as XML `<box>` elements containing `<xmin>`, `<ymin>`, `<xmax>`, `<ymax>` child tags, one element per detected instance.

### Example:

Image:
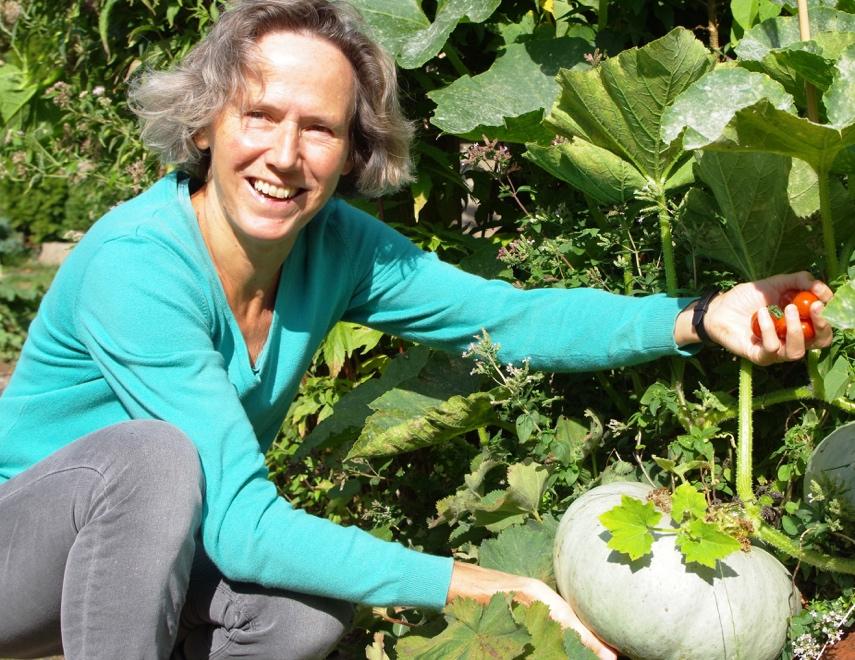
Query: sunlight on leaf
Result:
<box><xmin>599</xmin><ymin>495</ymin><xmax>661</xmax><ymax>560</ymax></box>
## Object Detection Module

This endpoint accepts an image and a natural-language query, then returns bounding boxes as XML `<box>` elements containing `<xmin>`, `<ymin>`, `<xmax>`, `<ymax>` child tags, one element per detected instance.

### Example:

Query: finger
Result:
<box><xmin>806</xmin><ymin>279</ymin><xmax>834</xmax><ymax>303</ymax></box>
<box><xmin>809</xmin><ymin>301</ymin><xmax>833</xmax><ymax>348</ymax></box>
<box><xmin>782</xmin><ymin>305</ymin><xmax>806</xmax><ymax>360</ymax></box>
<box><xmin>756</xmin><ymin>307</ymin><xmax>783</xmax><ymax>354</ymax></box>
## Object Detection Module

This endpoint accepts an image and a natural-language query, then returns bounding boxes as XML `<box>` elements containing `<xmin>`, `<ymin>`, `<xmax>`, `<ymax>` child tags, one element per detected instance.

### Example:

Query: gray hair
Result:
<box><xmin>128</xmin><ymin>0</ymin><xmax>413</xmax><ymax>197</ymax></box>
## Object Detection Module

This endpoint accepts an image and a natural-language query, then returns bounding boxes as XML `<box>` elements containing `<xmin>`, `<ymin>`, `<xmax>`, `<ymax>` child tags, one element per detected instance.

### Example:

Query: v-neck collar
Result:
<box><xmin>176</xmin><ymin>173</ymin><xmax>291</xmax><ymax>380</ymax></box>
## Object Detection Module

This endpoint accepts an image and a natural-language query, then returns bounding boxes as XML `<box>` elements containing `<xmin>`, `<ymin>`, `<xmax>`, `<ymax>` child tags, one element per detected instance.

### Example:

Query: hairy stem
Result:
<box><xmin>753</xmin><ymin>520</ymin><xmax>855</xmax><ymax>575</ymax></box>
<box><xmin>712</xmin><ymin>384</ymin><xmax>855</xmax><ymax>422</ymax></box>
<box><xmin>817</xmin><ymin>167</ymin><xmax>841</xmax><ymax>280</ymax></box>
<box><xmin>656</xmin><ymin>192</ymin><xmax>678</xmax><ymax>296</ymax></box>
<box><xmin>737</xmin><ymin>358</ymin><xmax>755</xmax><ymax>503</ymax></box>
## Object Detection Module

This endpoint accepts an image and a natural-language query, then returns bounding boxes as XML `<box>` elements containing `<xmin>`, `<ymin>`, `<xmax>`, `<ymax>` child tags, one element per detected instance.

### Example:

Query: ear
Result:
<box><xmin>193</xmin><ymin>128</ymin><xmax>210</xmax><ymax>151</ymax></box>
<box><xmin>341</xmin><ymin>157</ymin><xmax>353</xmax><ymax>176</ymax></box>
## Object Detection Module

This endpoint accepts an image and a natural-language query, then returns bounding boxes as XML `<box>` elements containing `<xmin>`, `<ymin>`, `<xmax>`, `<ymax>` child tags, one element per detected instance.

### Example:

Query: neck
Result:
<box><xmin>191</xmin><ymin>186</ymin><xmax>289</xmax><ymax>314</ymax></box>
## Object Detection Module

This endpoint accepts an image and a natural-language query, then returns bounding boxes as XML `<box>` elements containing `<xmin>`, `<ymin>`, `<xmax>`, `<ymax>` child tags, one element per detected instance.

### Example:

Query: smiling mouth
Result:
<box><xmin>251</xmin><ymin>178</ymin><xmax>302</xmax><ymax>200</ymax></box>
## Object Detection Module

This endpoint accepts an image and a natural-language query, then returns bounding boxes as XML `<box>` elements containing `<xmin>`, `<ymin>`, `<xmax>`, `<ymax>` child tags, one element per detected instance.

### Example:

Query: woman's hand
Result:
<box><xmin>447</xmin><ymin>561</ymin><xmax>617</xmax><ymax>660</ymax></box>
<box><xmin>675</xmin><ymin>272</ymin><xmax>834</xmax><ymax>365</ymax></box>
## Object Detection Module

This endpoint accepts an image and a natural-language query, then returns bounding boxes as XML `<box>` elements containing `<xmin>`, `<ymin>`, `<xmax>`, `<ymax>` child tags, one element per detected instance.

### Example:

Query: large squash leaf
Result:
<box><xmin>825</xmin><ymin>279</ymin><xmax>855</xmax><ymax>330</ymax></box>
<box><xmin>427</xmin><ymin>37</ymin><xmax>591</xmax><ymax>143</ymax></box>
<box><xmin>678</xmin><ymin>151</ymin><xmax>816</xmax><ymax>280</ymax></box>
<box><xmin>349</xmin><ymin>0</ymin><xmax>500</xmax><ymax>69</ymax></box>
<box><xmin>537</xmin><ymin>27</ymin><xmax>713</xmax><ymax>190</ymax></box>
<box><xmin>663</xmin><ymin>57</ymin><xmax>855</xmax><ymax>171</ymax></box>
<box><xmin>734</xmin><ymin>9</ymin><xmax>855</xmax><ymax>108</ymax></box>
<box><xmin>395</xmin><ymin>594</ymin><xmax>530</xmax><ymax>659</ymax></box>
<box><xmin>525</xmin><ymin>139</ymin><xmax>647</xmax><ymax>205</ymax></box>
<box><xmin>735</xmin><ymin>7</ymin><xmax>855</xmax><ymax>62</ymax></box>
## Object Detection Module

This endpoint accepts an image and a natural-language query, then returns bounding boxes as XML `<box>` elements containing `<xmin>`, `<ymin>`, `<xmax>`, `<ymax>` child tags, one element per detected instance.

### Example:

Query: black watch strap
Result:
<box><xmin>691</xmin><ymin>289</ymin><xmax>720</xmax><ymax>344</ymax></box>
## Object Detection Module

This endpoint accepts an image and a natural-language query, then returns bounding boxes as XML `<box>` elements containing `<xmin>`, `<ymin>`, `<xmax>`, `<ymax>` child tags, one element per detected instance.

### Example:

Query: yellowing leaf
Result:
<box><xmin>395</xmin><ymin>594</ymin><xmax>530</xmax><ymax>659</ymax></box>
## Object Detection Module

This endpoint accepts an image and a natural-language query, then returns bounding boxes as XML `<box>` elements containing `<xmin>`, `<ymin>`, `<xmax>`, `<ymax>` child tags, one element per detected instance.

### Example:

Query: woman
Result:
<box><xmin>0</xmin><ymin>1</ymin><xmax>833</xmax><ymax>659</ymax></box>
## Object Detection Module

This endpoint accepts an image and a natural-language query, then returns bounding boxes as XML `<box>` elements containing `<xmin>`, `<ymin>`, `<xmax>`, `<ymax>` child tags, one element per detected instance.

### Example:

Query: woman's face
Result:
<box><xmin>194</xmin><ymin>31</ymin><xmax>356</xmax><ymax>251</ymax></box>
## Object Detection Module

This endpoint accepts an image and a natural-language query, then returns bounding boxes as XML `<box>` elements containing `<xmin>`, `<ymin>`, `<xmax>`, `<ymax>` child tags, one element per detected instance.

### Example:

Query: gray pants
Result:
<box><xmin>0</xmin><ymin>421</ymin><xmax>351</xmax><ymax>660</ymax></box>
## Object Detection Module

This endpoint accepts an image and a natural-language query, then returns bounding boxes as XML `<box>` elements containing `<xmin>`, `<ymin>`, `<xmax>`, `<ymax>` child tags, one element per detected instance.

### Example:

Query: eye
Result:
<box><xmin>306</xmin><ymin>123</ymin><xmax>334</xmax><ymax>135</ymax></box>
<box><xmin>244</xmin><ymin>110</ymin><xmax>270</xmax><ymax>121</ymax></box>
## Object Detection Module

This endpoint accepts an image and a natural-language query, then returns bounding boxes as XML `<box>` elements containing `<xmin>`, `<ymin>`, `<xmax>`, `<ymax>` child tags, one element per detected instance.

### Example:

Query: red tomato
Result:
<box><xmin>751</xmin><ymin>311</ymin><xmax>762</xmax><ymax>339</ymax></box>
<box><xmin>791</xmin><ymin>291</ymin><xmax>819</xmax><ymax>320</ymax></box>
<box><xmin>779</xmin><ymin>289</ymin><xmax>799</xmax><ymax>309</ymax></box>
<box><xmin>801</xmin><ymin>320</ymin><xmax>816</xmax><ymax>341</ymax></box>
<box><xmin>774</xmin><ymin>315</ymin><xmax>788</xmax><ymax>340</ymax></box>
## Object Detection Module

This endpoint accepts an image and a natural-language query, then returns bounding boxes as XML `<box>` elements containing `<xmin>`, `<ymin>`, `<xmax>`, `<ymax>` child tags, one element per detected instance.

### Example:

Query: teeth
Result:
<box><xmin>253</xmin><ymin>179</ymin><xmax>296</xmax><ymax>199</ymax></box>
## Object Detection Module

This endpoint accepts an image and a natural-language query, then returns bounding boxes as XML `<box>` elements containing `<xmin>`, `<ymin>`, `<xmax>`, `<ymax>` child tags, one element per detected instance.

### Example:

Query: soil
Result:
<box><xmin>827</xmin><ymin>630</ymin><xmax>855</xmax><ymax>659</ymax></box>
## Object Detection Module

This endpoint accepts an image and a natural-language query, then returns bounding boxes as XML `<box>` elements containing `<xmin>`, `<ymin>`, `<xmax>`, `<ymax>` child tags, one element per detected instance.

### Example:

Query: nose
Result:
<box><xmin>266</xmin><ymin>121</ymin><xmax>301</xmax><ymax>171</ymax></box>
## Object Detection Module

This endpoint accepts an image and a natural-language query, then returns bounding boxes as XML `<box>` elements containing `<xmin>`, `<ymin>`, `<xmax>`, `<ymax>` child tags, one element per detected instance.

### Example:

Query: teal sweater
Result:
<box><xmin>0</xmin><ymin>173</ymin><xmax>694</xmax><ymax>608</ymax></box>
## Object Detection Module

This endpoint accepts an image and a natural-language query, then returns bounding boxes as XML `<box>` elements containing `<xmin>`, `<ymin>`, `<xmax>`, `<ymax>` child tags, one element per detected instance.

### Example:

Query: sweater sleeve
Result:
<box><xmin>340</xmin><ymin>207</ymin><xmax>697</xmax><ymax>370</ymax></box>
<box><xmin>73</xmin><ymin>235</ymin><xmax>453</xmax><ymax>608</ymax></box>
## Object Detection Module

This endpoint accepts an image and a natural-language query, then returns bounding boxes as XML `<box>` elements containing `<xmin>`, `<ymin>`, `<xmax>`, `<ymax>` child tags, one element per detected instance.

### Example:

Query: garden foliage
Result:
<box><xmin>3</xmin><ymin>0</ymin><xmax>855</xmax><ymax>657</ymax></box>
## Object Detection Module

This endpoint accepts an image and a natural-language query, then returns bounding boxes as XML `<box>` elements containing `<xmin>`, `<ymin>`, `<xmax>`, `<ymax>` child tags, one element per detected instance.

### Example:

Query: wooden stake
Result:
<box><xmin>797</xmin><ymin>0</ymin><xmax>821</xmax><ymax>121</ymax></box>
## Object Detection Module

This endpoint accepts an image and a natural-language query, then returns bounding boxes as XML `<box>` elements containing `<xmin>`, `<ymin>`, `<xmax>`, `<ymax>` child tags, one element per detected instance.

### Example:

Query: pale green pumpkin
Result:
<box><xmin>805</xmin><ymin>421</ymin><xmax>855</xmax><ymax>521</ymax></box>
<box><xmin>554</xmin><ymin>481</ymin><xmax>800</xmax><ymax>660</ymax></box>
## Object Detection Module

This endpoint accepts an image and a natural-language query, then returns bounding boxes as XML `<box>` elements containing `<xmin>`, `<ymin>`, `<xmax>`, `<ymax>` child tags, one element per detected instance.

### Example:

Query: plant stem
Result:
<box><xmin>736</xmin><ymin>358</ymin><xmax>755</xmax><ymax>503</ymax></box>
<box><xmin>713</xmin><ymin>383</ymin><xmax>855</xmax><ymax>421</ymax></box>
<box><xmin>706</xmin><ymin>0</ymin><xmax>720</xmax><ymax>52</ymax></box>
<box><xmin>817</xmin><ymin>167</ymin><xmax>841</xmax><ymax>280</ymax></box>
<box><xmin>597</xmin><ymin>0</ymin><xmax>609</xmax><ymax>31</ymax></box>
<box><xmin>752</xmin><ymin>519</ymin><xmax>855</xmax><ymax>575</ymax></box>
<box><xmin>656</xmin><ymin>191</ymin><xmax>678</xmax><ymax>296</ymax></box>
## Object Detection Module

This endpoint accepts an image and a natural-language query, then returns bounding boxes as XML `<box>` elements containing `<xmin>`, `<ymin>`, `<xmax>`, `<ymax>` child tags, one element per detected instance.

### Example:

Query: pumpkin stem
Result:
<box><xmin>736</xmin><ymin>358</ymin><xmax>754</xmax><ymax>503</ymax></box>
<box><xmin>752</xmin><ymin>520</ymin><xmax>855</xmax><ymax>575</ymax></box>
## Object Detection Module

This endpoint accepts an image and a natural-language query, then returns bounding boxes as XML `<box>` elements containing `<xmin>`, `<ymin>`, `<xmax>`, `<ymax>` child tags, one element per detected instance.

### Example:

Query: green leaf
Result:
<box><xmin>511</xmin><ymin>600</ymin><xmax>596</xmax><ymax>660</ymax></box>
<box><xmin>349</xmin><ymin>0</ymin><xmax>501</xmax><ymax>69</ymax></box>
<box><xmin>662</xmin><ymin>67</ymin><xmax>795</xmax><ymax>151</ymax></box>
<box><xmin>427</xmin><ymin>37</ymin><xmax>590</xmax><ymax>142</ymax></box>
<box><xmin>470</xmin><ymin>462</ymin><xmax>549</xmax><ymax>532</ymax></box>
<box><xmin>479</xmin><ymin>517</ymin><xmax>558</xmax><ymax>587</ymax></box>
<box><xmin>818</xmin><ymin>355</ymin><xmax>852</xmax><ymax>402</ymax></box>
<box><xmin>298</xmin><ymin>346</ymin><xmax>431</xmax><ymax>456</ymax></box>
<box><xmin>824</xmin><ymin>44</ymin><xmax>855</xmax><ymax>128</ymax></box>
<box><xmin>735</xmin><ymin>8</ymin><xmax>855</xmax><ymax>62</ymax></box>
<box><xmin>671</xmin><ymin>482</ymin><xmax>707</xmax><ymax>523</ymax></box>
<box><xmin>320</xmin><ymin>322</ymin><xmax>383</xmax><ymax>378</ymax></box>
<box><xmin>0</xmin><ymin>63</ymin><xmax>38</xmax><ymax>124</ymax></box>
<box><xmin>524</xmin><ymin>139</ymin><xmax>648</xmax><ymax>205</ymax></box>
<box><xmin>675</xmin><ymin>519</ymin><xmax>742</xmax><ymax>568</ymax></box>
<box><xmin>599</xmin><ymin>495</ymin><xmax>661</xmax><ymax>561</ymax></box>
<box><xmin>544</xmin><ymin>27</ymin><xmax>713</xmax><ymax>185</ymax></box>
<box><xmin>824</xmin><ymin>279</ymin><xmax>855</xmax><ymax>329</ymax></box>
<box><xmin>665</xmin><ymin>65</ymin><xmax>855</xmax><ymax>170</ymax></box>
<box><xmin>98</xmin><ymin>0</ymin><xmax>120</xmax><ymax>59</ymax></box>
<box><xmin>396</xmin><ymin>594</ymin><xmax>530</xmax><ymax>659</ymax></box>
<box><xmin>345</xmin><ymin>389</ymin><xmax>497</xmax><ymax>459</ymax></box>
<box><xmin>678</xmin><ymin>151</ymin><xmax>811</xmax><ymax>280</ymax></box>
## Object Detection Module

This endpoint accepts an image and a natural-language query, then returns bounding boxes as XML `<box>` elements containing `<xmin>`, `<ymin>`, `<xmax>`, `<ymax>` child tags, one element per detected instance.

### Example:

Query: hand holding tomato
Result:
<box><xmin>676</xmin><ymin>272</ymin><xmax>834</xmax><ymax>366</ymax></box>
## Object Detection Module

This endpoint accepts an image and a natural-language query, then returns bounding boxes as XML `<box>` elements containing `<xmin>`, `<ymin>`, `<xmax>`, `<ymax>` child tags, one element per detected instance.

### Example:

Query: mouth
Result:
<box><xmin>250</xmin><ymin>178</ymin><xmax>304</xmax><ymax>201</ymax></box>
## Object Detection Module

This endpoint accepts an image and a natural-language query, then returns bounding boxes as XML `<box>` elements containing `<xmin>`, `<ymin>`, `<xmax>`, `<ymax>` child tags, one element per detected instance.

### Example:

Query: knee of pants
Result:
<box><xmin>231</xmin><ymin>591</ymin><xmax>353</xmax><ymax>660</ymax></box>
<box><xmin>85</xmin><ymin>420</ymin><xmax>204</xmax><ymax>529</ymax></box>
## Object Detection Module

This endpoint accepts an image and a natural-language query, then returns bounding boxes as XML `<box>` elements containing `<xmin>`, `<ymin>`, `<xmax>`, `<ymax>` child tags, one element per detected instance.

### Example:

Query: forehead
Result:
<box><xmin>241</xmin><ymin>31</ymin><xmax>356</xmax><ymax>117</ymax></box>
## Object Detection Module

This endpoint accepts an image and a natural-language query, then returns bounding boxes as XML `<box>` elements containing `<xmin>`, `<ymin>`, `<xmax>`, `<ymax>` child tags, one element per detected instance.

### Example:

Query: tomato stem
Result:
<box><xmin>736</xmin><ymin>358</ymin><xmax>755</xmax><ymax>503</ymax></box>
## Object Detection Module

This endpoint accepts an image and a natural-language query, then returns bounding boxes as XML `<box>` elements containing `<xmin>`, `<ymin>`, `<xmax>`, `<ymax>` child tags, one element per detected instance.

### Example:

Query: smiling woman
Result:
<box><xmin>0</xmin><ymin>1</ymin><xmax>834</xmax><ymax>660</ymax></box>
